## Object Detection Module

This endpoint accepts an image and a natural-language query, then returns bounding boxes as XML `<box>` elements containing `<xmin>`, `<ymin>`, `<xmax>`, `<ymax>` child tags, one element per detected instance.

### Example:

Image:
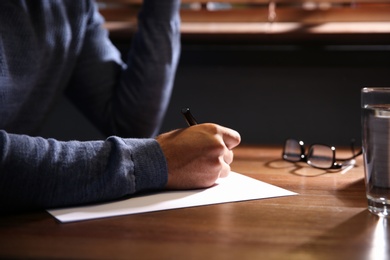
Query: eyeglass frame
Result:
<box><xmin>282</xmin><ymin>138</ymin><xmax>363</xmax><ymax>170</ymax></box>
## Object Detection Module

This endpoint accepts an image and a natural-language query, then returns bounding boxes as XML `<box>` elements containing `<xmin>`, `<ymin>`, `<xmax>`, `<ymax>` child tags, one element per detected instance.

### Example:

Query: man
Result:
<box><xmin>0</xmin><ymin>0</ymin><xmax>240</xmax><ymax>212</ymax></box>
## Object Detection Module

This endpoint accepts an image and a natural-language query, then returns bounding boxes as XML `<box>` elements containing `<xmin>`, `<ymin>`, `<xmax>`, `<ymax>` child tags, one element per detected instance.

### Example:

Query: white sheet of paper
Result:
<box><xmin>47</xmin><ymin>172</ymin><xmax>297</xmax><ymax>223</ymax></box>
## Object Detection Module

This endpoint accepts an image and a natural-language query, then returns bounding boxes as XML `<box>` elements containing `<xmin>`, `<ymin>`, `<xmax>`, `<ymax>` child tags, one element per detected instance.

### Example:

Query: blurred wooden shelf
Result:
<box><xmin>105</xmin><ymin>21</ymin><xmax>390</xmax><ymax>45</ymax></box>
<box><xmin>99</xmin><ymin>1</ymin><xmax>390</xmax><ymax>45</ymax></box>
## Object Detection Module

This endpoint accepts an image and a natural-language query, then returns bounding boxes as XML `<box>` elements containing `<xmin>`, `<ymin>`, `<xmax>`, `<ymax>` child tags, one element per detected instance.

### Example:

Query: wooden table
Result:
<box><xmin>0</xmin><ymin>145</ymin><xmax>387</xmax><ymax>260</ymax></box>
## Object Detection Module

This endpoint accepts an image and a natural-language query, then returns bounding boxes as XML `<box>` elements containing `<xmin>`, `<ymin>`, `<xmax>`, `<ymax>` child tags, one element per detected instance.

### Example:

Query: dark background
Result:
<box><xmin>39</xmin><ymin>43</ymin><xmax>390</xmax><ymax>147</ymax></box>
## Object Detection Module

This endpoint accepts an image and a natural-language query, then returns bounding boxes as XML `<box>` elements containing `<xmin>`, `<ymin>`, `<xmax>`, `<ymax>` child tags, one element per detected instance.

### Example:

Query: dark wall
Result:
<box><xmin>161</xmin><ymin>45</ymin><xmax>390</xmax><ymax>146</ymax></box>
<box><xmin>39</xmin><ymin>44</ymin><xmax>390</xmax><ymax>147</ymax></box>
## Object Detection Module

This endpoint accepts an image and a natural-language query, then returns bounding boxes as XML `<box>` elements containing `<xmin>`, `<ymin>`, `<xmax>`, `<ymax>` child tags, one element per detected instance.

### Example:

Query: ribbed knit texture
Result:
<box><xmin>0</xmin><ymin>0</ymin><xmax>181</xmax><ymax>212</ymax></box>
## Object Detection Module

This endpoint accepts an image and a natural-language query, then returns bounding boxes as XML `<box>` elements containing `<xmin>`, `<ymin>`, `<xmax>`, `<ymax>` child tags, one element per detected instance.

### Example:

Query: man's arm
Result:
<box><xmin>0</xmin><ymin>123</ymin><xmax>240</xmax><ymax>213</ymax></box>
<box><xmin>66</xmin><ymin>0</ymin><xmax>181</xmax><ymax>138</ymax></box>
<box><xmin>0</xmin><ymin>130</ymin><xmax>167</xmax><ymax>212</ymax></box>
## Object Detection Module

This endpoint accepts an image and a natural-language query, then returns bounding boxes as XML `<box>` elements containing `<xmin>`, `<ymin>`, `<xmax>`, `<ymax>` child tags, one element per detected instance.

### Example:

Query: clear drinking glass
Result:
<box><xmin>362</xmin><ymin>87</ymin><xmax>390</xmax><ymax>216</ymax></box>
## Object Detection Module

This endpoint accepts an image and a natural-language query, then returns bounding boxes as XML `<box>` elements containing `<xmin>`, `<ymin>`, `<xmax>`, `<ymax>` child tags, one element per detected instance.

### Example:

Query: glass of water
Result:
<box><xmin>362</xmin><ymin>87</ymin><xmax>390</xmax><ymax>216</ymax></box>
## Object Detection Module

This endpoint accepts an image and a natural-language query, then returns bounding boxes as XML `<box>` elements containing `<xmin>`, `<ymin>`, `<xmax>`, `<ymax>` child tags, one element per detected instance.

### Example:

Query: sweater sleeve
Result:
<box><xmin>65</xmin><ymin>0</ymin><xmax>181</xmax><ymax>138</ymax></box>
<box><xmin>0</xmin><ymin>130</ymin><xmax>168</xmax><ymax>212</ymax></box>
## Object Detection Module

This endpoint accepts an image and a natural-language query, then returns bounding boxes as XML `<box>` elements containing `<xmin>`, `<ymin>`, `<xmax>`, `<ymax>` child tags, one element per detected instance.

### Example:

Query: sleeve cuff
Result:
<box><xmin>124</xmin><ymin>138</ymin><xmax>168</xmax><ymax>192</ymax></box>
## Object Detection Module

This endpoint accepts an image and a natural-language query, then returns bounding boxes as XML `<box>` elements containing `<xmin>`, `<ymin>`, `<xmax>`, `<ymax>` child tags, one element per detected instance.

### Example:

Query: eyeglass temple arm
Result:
<box><xmin>350</xmin><ymin>139</ymin><xmax>363</xmax><ymax>157</ymax></box>
<box><xmin>337</xmin><ymin>140</ymin><xmax>362</xmax><ymax>162</ymax></box>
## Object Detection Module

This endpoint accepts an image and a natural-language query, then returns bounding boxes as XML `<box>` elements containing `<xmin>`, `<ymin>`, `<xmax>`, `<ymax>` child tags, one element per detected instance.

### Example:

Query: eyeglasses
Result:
<box><xmin>282</xmin><ymin>138</ymin><xmax>362</xmax><ymax>170</ymax></box>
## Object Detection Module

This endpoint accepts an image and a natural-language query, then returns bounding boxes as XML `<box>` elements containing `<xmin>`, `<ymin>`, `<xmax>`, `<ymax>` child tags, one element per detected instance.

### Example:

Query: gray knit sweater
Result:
<box><xmin>0</xmin><ymin>0</ymin><xmax>181</xmax><ymax>212</ymax></box>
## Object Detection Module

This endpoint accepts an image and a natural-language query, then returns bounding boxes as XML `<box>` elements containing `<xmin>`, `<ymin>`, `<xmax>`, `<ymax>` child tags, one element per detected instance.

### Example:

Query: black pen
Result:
<box><xmin>181</xmin><ymin>107</ymin><xmax>198</xmax><ymax>126</ymax></box>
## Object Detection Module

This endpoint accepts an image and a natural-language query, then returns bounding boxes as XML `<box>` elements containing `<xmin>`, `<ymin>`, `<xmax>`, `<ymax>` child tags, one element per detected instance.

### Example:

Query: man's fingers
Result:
<box><xmin>223</xmin><ymin>149</ymin><xmax>234</xmax><ymax>165</ymax></box>
<box><xmin>220</xmin><ymin>126</ymin><xmax>241</xmax><ymax>150</ymax></box>
<box><xmin>218</xmin><ymin>162</ymin><xmax>231</xmax><ymax>178</ymax></box>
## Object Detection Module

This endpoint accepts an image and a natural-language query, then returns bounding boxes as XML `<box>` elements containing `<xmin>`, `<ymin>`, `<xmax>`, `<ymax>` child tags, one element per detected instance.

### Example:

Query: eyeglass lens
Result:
<box><xmin>307</xmin><ymin>144</ymin><xmax>334</xmax><ymax>169</ymax></box>
<box><xmin>283</xmin><ymin>139</ymin><xmax>302</xmax><ymax>162</ymax></box>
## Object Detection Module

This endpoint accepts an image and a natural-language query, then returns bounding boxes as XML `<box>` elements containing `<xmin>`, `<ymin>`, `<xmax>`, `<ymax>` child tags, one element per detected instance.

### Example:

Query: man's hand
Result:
<box><xmin>156</xmin><ymin>123</ymin><xmax>241</xmax><ymax>189</ymax></box>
